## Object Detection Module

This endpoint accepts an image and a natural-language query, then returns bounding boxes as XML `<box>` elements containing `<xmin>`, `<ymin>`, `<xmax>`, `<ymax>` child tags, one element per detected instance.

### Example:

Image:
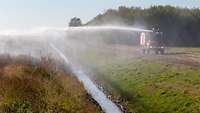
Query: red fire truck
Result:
<box><xmin>140</xmin><ymin>29</ymin><xmax>165</xmax><ymax>54</ymax></box>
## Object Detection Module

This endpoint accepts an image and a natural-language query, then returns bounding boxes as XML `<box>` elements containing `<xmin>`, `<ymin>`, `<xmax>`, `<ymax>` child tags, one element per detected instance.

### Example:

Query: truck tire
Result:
<box><xmin>142</xmin><ymin>49</ymin><xmax>146</xmax><ymax>54</ymax></box>
<box><xmin>155</xmin><ymin>50</ymin><xmax>159</xmax><ymax>54</ymax></box>
<box><xmin>147</xmin><ymin>49</ymin><xmax>150</xmax><ymax>54</ymax></box>
<box><xmin>160</xmin><ymin>49</ymin><xmax>165</xmax><ymax>55</ymax></box>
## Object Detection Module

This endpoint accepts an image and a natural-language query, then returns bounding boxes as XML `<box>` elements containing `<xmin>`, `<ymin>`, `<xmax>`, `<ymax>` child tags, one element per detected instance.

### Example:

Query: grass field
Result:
<box><xmin>0</xmin><ymin>55</ymin><xmax>102</xmax><ymax>113</ymax></box>
<box><xmin>78</xmin><ymin>46</ymin><xmax>200</xmax><ymax>113</ymax></box>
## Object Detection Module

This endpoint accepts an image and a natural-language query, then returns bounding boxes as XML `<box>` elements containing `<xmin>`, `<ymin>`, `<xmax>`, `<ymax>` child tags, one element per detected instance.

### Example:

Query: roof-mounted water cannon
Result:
<box><xmin>152</xmin><ymin>27</ymin><xmax>160</xmax><ymax>33</ymax></box>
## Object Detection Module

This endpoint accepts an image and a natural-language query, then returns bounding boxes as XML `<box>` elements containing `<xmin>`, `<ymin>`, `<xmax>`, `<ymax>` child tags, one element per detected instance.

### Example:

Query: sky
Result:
<box><xmin>0</xmin><ymin>0</ymin><xmax>199</xmax><ymax>30</ymax></box>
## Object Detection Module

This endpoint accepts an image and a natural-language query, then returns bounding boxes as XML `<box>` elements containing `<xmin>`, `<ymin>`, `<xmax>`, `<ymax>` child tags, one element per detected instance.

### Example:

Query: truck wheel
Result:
<box><xmin>147</xmin><ymin>49</ymin><xmax>150</xmax><ymax>54</ymax></box>
<box><xmin>160</xmin><ymin>49</ymin><xmax>164</xmax><ymax>55</ymax></box>
<box><xmin>142</xmin><ymin>49</ymin><xmax>146</xmax><ymax>54</ymax></box>
<box><xmin>155</xmin><ymin>50</ymin><xmax>159</xmax><ymax>54</ymax></box>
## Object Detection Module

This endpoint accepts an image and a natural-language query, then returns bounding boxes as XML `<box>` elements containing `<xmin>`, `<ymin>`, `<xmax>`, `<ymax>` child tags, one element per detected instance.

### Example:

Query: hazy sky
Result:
<box><xmin>0</xmin><ymin>0</ymin><xmax>199</xmax><ymax>30</ymax></box>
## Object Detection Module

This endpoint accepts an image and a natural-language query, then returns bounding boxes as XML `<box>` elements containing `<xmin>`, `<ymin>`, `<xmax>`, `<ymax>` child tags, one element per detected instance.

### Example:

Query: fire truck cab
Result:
<box><xmin>140</xmin><ymin>29</ymin><xmax>165</xmax><ymax>54</ymax></box>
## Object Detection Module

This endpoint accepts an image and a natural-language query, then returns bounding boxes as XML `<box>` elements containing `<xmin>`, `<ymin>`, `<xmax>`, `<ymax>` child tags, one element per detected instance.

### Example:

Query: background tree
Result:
<box><xmin>69</xmin><ymin>17</ymin><xmax>82</xmax><ymax>27</ymax></box>
<box><xmin>87</xmin><ymin>6</ymin><xmax>200</xmax><ymax>47</ymax></box>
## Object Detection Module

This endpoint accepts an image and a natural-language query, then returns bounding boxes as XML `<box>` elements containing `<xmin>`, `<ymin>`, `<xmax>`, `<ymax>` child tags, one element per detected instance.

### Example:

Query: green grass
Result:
<box><xmin>101</xmin><ymin>59</ymin><xmax>200</xmax><ymax>113</ymax></box>
<box><xmin>79</xmin><ymin>47</ymin><xmax>200</xmax><ymax>113</ymax></box>
<box><xmin>168</xmin><ymin>47</ymin><xmax>200</xmax><ymax>55</ymax></box>
<box><xmin>0</xmin><ymin>56</ymin><xmax>102</xmax><ymax>113</ymax></box>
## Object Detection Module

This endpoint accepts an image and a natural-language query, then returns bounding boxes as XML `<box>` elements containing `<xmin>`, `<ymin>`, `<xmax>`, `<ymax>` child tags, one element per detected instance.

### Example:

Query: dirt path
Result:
<box><xmin>107</xmin><ymin>45</ymin><xmax>200</xmax><ymax>67</ymax></box>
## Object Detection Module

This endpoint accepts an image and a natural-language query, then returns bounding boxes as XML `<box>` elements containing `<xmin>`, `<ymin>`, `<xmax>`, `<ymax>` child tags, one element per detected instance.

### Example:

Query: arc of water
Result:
<box><xmin>50</xmin><ymin>43</ymin><xmax>122</xmax><ymax>113</ymax></box>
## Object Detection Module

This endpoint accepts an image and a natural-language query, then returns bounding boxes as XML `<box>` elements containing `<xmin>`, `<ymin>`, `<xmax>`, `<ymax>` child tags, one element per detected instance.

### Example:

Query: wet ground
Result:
<box><xmin>77</xmin><ymin>45</ymin><xmax>200</xmax><ymax>113</ymax></box>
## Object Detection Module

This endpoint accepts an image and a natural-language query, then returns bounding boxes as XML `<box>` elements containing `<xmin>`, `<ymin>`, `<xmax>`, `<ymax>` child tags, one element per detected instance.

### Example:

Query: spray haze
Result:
<box><xmin>0</xmin><ymin>25</ymin><xmax>150</xmax><ymax>113</ymax></box>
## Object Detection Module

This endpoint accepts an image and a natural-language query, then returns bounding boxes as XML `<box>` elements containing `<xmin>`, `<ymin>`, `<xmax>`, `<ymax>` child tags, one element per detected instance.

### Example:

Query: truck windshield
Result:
<box><xmin>151</xmin><ymin>33</ymin><xmax>161</xmax><ymax>41</ymax></box>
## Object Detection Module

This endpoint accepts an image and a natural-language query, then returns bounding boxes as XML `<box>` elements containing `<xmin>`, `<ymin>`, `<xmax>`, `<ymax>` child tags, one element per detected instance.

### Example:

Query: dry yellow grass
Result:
<box><xmin>0</xmin><ymin>55</ymin><xmax>102</xmax><ymax>113</ymax></box>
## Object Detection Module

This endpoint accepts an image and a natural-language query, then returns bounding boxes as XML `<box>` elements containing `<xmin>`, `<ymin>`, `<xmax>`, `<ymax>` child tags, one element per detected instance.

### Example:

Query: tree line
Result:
<box><xmin>86</xmin><ymin>6</ymin><xmax>200</xmax><ymax>46</ymax></box>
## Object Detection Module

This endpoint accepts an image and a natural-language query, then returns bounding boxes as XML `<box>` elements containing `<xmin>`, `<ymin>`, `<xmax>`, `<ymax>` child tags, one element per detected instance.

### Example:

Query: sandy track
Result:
<box><xmin>107</xmin><ymin>45</ymin><xmax>200</xmax><ymax>67</ymax></box>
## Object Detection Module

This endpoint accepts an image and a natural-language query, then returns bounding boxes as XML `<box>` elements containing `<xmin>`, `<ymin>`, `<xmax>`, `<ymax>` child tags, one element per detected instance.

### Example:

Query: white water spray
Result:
<box><xmin>67</xmin><ymin>26</ymin><xmax>152</xmax><ymax>32</ymax></box>
<box><xmin>50</xmin><ymin>43</ymin><xmax>122</xmax><ymax>113</ymax></box>
<box><xmin>0</xmin><ymin>26</ymin><xmax>151</xmax><ymax>113</ymax></box>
